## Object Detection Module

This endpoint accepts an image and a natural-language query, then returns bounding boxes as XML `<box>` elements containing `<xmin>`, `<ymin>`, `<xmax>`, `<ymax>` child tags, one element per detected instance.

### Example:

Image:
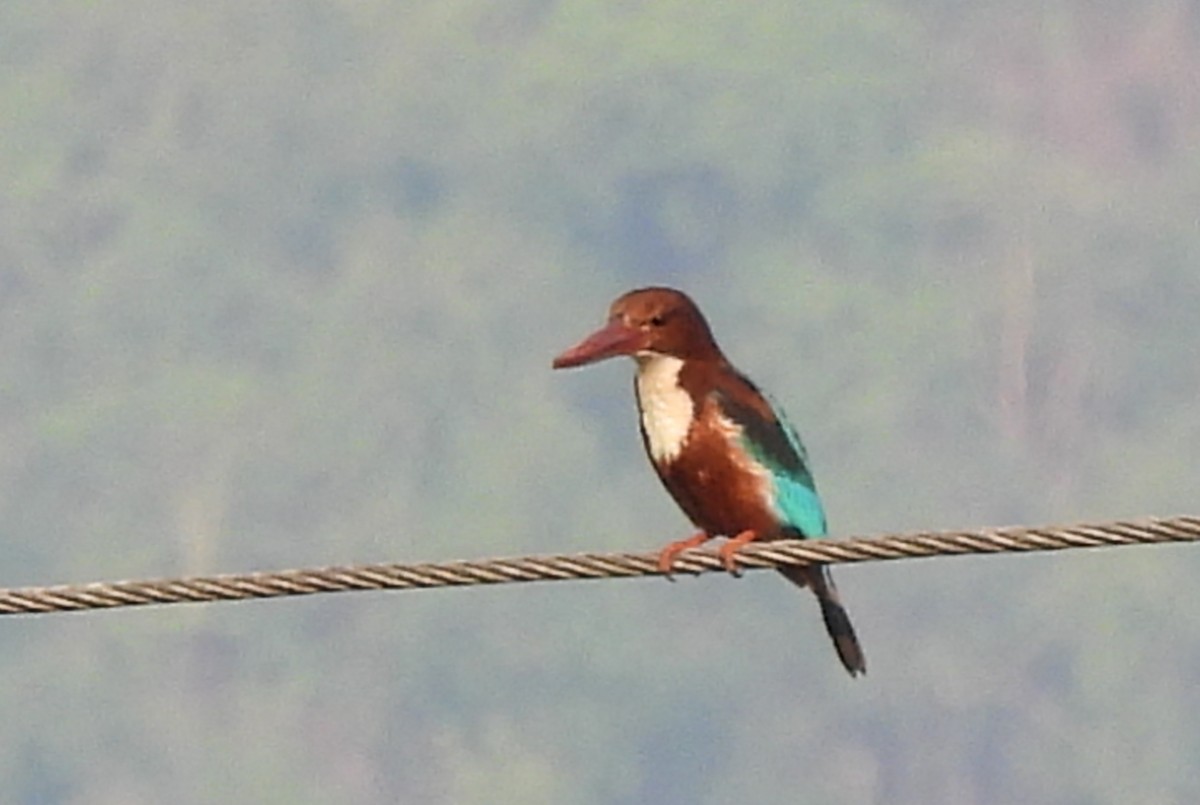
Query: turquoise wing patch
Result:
<box><xmin>718</xmin><ymin>383</ymin><xmax>829</xmax><ymax>538</ymax></box>
<box><xmin>770</xmin><ymin>403</ymin><xmax>827</xmax><ymax>536</ymax></box>
<box><xmin>771</xmin><ymin>465</ymin><xmax>828</xmax><ymax>538</ymax></box>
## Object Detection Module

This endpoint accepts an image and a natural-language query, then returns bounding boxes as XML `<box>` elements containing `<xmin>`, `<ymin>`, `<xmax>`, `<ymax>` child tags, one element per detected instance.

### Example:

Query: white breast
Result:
<box><xmin>634</xmin><ymin>354</ymin><xmax>694</xmax><ymax>463</ymax></box>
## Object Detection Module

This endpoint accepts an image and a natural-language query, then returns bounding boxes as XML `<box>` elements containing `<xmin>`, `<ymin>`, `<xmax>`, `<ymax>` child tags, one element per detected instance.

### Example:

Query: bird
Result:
<box><xmin>552</xmin><ymin>286</ymin><xmax>865</xmax><ymax>676</ymax></box>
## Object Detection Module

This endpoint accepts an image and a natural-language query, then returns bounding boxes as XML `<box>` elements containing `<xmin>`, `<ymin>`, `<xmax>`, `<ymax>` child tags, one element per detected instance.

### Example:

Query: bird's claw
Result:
<box><xmin>717</xmin><ymin>544</ymin><xmax>744</xmax><ymax>577</ymax></box>
<box><xmin>656</xmin><ymin>547</ymin><xmax>683</xmax><ymax>581</ymax></box>
<box><xmin>656</xmin><ymin>532</ymin><xmax>710</xmax><ymax>580</ymax></box>
<box><xmin>717</xmin><ymin>530</ymin><xmax>758</xmax><ymax>579</ymax></box>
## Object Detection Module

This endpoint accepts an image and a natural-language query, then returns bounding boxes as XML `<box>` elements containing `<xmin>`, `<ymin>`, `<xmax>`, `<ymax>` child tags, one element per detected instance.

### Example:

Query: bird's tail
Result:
<box><xmin>777</xmin><ymin>565</ymin><xmax>867</xmax><ymax>677</ymax></box>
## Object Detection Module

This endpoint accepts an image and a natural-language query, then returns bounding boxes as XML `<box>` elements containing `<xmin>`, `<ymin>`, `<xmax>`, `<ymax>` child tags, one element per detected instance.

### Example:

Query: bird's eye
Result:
<box><xmin>648</xmin><ymin>315</ymin><xmax>666</xmax><ymax>327</ymax></box>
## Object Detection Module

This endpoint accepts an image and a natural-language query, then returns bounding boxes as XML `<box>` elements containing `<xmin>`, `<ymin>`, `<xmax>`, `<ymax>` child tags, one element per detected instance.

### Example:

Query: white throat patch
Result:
<box><xmin>634</xmin><ymin>354</ymin><xmax>693</xmax><ymax>463</ymax></box>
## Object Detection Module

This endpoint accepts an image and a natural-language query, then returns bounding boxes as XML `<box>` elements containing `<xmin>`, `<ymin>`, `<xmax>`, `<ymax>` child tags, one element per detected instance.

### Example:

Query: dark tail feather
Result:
<box><xmin>777</xmin><ymin>565</ymin><xmax>867</xmax><ymax>677</ymax></box>
<box><xmin>817</xmin><ymin>592</ymin><xmax>867</xmax><ymax>677</ymax></box>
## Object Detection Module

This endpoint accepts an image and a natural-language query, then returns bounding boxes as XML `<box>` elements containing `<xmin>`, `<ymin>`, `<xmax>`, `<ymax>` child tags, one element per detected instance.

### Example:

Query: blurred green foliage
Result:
<box><xmin>1</xmin><ymin>1</ymin><xmax>1198</xmax><ymax>803</ymax></box>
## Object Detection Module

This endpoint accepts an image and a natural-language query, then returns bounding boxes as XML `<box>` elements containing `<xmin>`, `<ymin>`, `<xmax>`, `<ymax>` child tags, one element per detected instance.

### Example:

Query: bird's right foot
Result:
<box><xmin>656</xmin><ymin>532</ymin><xmax>711</xmax><ymax>580</ymax></box>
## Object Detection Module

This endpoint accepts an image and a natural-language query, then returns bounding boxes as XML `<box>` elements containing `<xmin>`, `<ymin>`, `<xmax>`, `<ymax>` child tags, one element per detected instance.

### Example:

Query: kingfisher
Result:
<box><xmin>553</xmin><ymin>286</ymin><xmax>865</xmax><ymax>676</ymax></box>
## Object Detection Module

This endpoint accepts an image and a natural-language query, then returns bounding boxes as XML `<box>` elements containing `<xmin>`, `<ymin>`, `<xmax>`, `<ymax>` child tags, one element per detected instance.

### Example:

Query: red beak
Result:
<box><xmin>552</xmin><ymin>320</ymin><xmax>645</xmax><ymax>369</ymax></box>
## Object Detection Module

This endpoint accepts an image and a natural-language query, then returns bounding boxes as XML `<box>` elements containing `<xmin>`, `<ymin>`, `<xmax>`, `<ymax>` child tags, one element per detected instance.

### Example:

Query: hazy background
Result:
<box><xmin>3</xmin><ymin>2</ymin><xmax>1199</xmax><ymax>803</ymax></box>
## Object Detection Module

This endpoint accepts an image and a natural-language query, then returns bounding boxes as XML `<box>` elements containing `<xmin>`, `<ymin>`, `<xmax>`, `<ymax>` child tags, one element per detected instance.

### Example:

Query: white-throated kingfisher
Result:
<box><xmin>553</xmin><ymin>287</ymin><xmax>866</xmax><ymax>676</ymax></box>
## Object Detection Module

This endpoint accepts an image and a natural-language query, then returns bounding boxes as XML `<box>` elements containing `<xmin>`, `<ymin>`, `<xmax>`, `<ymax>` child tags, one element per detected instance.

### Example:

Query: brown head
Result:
<box><xmin>552</xmin><ymin>287</ymin><xmax>723</xmax><ymax>369</ymax></box>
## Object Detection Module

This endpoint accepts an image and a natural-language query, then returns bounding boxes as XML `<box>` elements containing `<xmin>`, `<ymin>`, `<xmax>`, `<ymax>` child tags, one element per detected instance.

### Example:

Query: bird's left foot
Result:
<box><xmin>717</xmin><ymin>530</ymin><xmax>759</xmax><ymax>577</ymax></box>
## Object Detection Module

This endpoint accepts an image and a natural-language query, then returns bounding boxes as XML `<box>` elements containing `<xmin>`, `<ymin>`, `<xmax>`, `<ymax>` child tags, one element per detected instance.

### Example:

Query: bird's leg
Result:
<box><xmin>717</xmin><ymin>529</ymin><xmax>760</xmax><ymax>577</ymax></box>
<box><xmin>656</xmin><ymin>531</ymin><xmax>712</xmax><ymax>579</ymax></box>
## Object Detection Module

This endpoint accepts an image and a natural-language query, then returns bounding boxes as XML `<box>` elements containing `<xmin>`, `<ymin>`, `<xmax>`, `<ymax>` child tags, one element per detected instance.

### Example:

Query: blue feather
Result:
<box><xmin>739</xmin><ymin>405</ymin><xmax>828</xmax><ymax>537</ymax></box>
<box><xmin>770</xmin><ymin>466</ymin><xmax>828</xmax><ymax>537</ymax></box>
<box><xmin>716</xmin><ymin>383</ymin><xmax>829</xmax><ymax>538</ymax></box>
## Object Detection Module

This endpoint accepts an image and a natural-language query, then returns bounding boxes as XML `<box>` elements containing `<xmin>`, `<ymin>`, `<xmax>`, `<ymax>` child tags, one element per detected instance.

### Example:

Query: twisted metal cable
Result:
<box><xmin>1</xmin><ymin>515</ymin><xmax>1196</xmax><ymax>616</ymax></box>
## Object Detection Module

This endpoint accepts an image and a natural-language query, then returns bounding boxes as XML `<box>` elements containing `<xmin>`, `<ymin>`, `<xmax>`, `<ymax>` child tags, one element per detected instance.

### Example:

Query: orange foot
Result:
<box><xmin>656</xmin><ymin>532</ymin><xmax>711</xmax><ymax>579</ymax></box>
<box><xmin>716</xmin><ymin>529</ymin><xmax>759</xmax><ymax>577</ymax></box>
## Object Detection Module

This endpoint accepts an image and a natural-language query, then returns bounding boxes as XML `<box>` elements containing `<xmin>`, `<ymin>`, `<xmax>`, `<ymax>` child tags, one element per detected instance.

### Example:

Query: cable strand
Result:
<box><xmin>0</xmin><ymin>515</ymin><xmax>1196</xmax><ymax>615</ymax></box>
